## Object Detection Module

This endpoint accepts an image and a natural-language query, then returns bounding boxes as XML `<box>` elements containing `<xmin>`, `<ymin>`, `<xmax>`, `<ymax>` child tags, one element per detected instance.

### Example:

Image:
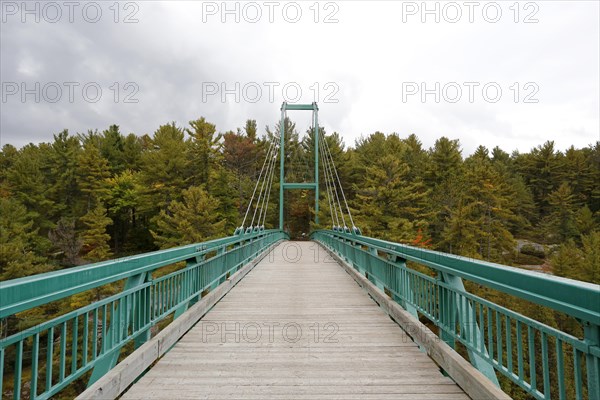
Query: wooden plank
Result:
<box><xmin>120</xmin><ymin>242</ymin><xmax>470</xmax><ymax>399</ymax></box>
<box><xmin>75</xmin><ymin>240</ymin><xmax>284</xmax><ymax>400</ymax></box>
<box><xmin>323</xmin><ymin>243</ymin><xmax>512</xmax><ymax>400</ymax></box>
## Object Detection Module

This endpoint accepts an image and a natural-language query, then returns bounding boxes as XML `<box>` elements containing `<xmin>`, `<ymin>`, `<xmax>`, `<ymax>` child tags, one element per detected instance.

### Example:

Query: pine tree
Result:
<box><xmin>551</xmin><ymin>240</ymin><xmax>583</xmax><ymax>280</ymax></box>
<box><xmin>581</xmin><ymin>231</ymin><xmax>600</xmax><ymax>283</ymax></box>
<box><xmin>464</xmin><ymin>155</ymin><xmax>516</xmax><ymax>261</ymax></box>
<box><xmin>439</xmin><ymin>198</ymin><xmax>481</xmax><ymax>257</ymax></box>
<box><xmin>100</xmin><ymin>125</ymin><xmax>126</xmax><ymax>174</ymax></box>
<box><xmin>80</xmin><ymin>205</ymin><xmax>113</xmax><ymax>262</ymax></box>
<box><xmin>4</xmin><ymin>144</ymin><xmax>57</xmax><ymax>238</ymax></box>
<box><xmin>186</xmin><ymin>118</ymin><xmax>222</xmax><ymax>188</ymax></box>
<box><xmin>77</xmin><ymin>139</ymin><xmax>111</xmax><ymax>211</ymax></box>
<box><xmin>0</xmin><ymin>197</ymin><xmax>49</xmax><ymax>280</ymax></box>
<box><xmin>576</xmin><ymin>205</ymin><xmax>595</xmax><ymax>236</ymax></box>
<box><xmin>140</xmin><ymin>123</ymin><xmax>190</xmax><ymax>210</ymax></box>
<box><xmin>353</xmin><ymin>153</ymin><xmax>430</xmax><ymax>243</ymax></box>
<box><xmin>518</xmin><ymin>141</ymin><xmax>562</xmax><ymax>217</ymax></box>
<box><xmin>48</xmin><ymin>130</ymin><xmax>82</xmax><ymax>218</ymax></box>
<box><xmin>545</xmin><ymin>182</ymin><xmax>578</xmax><ymax>243</ymax></box>
<box><xmin>151</xmin><ymin>186</ymin><xmax>226</xmax><ymax>248</ymax></box>
<box><xmin>48</xmin><ymin>217</ymin><xmax>82</xmax><ymax>266</ymax></box>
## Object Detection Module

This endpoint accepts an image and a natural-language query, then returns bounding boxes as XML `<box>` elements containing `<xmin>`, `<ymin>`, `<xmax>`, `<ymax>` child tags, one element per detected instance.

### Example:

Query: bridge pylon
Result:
<box><xmin>279</xmin><ymin>102</ymin><xmax>319</xmax><ymax>230</ymax></box>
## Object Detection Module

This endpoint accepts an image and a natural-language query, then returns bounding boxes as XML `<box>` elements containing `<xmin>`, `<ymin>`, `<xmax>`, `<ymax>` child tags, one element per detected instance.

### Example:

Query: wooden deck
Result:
<box><xmin>122</xmin><ymin>241</ymin><xmax>469</xmax><ymax>399</ymax></box>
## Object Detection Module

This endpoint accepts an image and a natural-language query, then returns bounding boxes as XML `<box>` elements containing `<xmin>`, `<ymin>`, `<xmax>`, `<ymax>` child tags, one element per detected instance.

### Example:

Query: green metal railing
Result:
<box><xmin>312</xmin><ymin>230</ymin><xmax>600</xmax><ymax>400</ymax></box>
<box><xmin>0</xmin><ymin>229</ymin><xmax>287</xmax><ymax>400</ymax></box>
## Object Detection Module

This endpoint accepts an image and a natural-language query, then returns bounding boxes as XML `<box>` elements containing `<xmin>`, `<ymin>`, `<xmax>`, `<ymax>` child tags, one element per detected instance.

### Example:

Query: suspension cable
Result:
<box><xmin>254</xmin><ymin>140</ymin><xmax>278</xmax><ymax>227</ymax></box>
<box><xmin>250</xmin><ymin>140</ymin><xmax>278</xmax><ymax>227</ymax></box>
<box><xmin>240</xmin><ymin>138</ymin><xmax>275</xmax><ymax>229</ymax></box>
<box><xmin>320</xmin><ymin>132</ymin><xmax>347</xmax><ymax>228</ymax></box>
<box><xmin>259</xmin><ymin>143</ymin><xmax>278</xmax><ymax>227</ymax></box>
<box><xmin>321</xmin><ymin>132</ymin><xmax>344</xmax><ymax>228</ymax></box>
<box><xmin>318</xmin><ymin>132</ymin><xmax>340</xmax><ymax>228</ymax></box>
<box><xmin>323</xmin><ymin>134</ymin><xmax>356</xmax><ymax>229</ymax></box>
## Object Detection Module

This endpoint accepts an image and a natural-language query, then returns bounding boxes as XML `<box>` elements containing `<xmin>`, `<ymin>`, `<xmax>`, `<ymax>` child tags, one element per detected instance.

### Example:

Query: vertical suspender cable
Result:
<box><xmin>254</xmin><ymin>141</ymin><xmax>278</xmax><ymax>227</ymax></box>
<box><xmin>323</xmin><ymin>135</ymin><xmax>356</xmax><ymax>229</ymax></box>
<box><xmin>321</xmin><ymin>132</ymin><xmax>346</xmax><ymax>228</ymax></box>
<box><xmin>240</xmin><ymin>139</ymin><xmax>275</xmax><ymax>229</ymax></box>
<box><xmin>250</xmin><ymin>139</ymin><xmax>277</xmax><ymax>228</ymax></box>
<box><xmin>259</xmin><ymin>142</ymin><xmax>278</xmax><ymax>227</ymax></box>
<box><xmin>319</xmin><ymin>132</ymin><xmax>340</xmax><ymax>229</ymax></box>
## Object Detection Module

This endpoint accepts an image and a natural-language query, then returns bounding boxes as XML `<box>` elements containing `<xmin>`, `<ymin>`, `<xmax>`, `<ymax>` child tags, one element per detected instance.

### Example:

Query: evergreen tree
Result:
<box><xmin>140</xmin><ymin>123</ymin><xmax>190</xmax><ymax>210</ymax></box>
<box><xmin>576</xmin><ymin>205</ymin><xmax>595</xmax><ymax>236</ymax></box>
<box><xmin>581</xmin><ymin>231</ymin><xmax>600</xmax><ymax>283</ymax></box>
<box><xmin>0</xmin><ymin>197</ymin><xmax>49</xmax><ymax>280</ymax></box>
<box><xmin>48</xmin><ymin>217</ymin><xmax>82</xmax><ymax>266</ymax></box>
<box><xmin>77</xmin><ymin>139</ymin><xmax>111</xmax><ymax>211</ymax></box>
<box><xmin>100</xmin><ymin>125</ymin><xmax>126</xmax><ymax>173</ymax></box>
<box><xmin>518</xmin><ymin>141</ymin><xmax>562</xmax><ymax>217</ymax></box>
<box><xmin>550</xmin><ymin>240</ymin><xmax>582</xmax><ymax>279</ymax></box>
<box><xmin>186</xmin><ymin>117</ymin><xmax>222</xmax><ymax>188</ymax></box>
<box><xmin>544</xmin><ymin>182</ymin><xmax>578</xmax><ymax>243</ymax></box>
<box><xmin>80</xmin><ymin>205</ymin><xmax>113</xmax><ymax>262</ymax></box>
<box><xmin>151</xmin><ymin>186</ymin><xmax>226</xmax><ymax>248</ymax></box>
<box><xmin>353</xmin><ymin>153</ymin><xmax>430</xmax><ymax>243</ymax></box>
<box><xmin>48</xmin><ymin>130</ymin><xmax>82</xmax><ymax>218</ymax></box>
<box><xmin>5</xmin><ymin>143</ymin><xmax>56</xmax><ymax>235</ymax></box>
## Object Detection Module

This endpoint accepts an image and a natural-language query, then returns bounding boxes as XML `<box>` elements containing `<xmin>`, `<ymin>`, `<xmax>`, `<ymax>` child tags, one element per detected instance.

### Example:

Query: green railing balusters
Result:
<box><xmin>573</xmin><ymin>349</ymin><xmax>582</xmax><ymax>400</ymax></box>
<box><xmin>13</xmin><ymin>340</ymin><xmax>22</xmax><ymax>399</ymax></box>
<box><xmin>31</xmin><ymin>332</ymin><xmax>39</xmax><ymax>397</ymax></box>
<box><xmin>517</xmin><ymin>320</ymin><xmax>524</xmax><ymax>383</ymax></box>
<box><xmin>59</xmin><ymin>322</ymin><xmax>66</xmax><ymax>381</ymax></box>
<box><xmin>528</xmin><ymin>325</ymin><xmax>537</xmax><ymax>394</ymax></box>
<box><xmin>92</xmin><ymin>308</ymin><xmax>98</xmax><ymax>361</ymax></box>
<box><xmin>1</xmin><ymin>230</ymin><xmax>287</xmax><ymax>399</ymax></box>
<box><xmin>71</xmin><ymin>316</ymin><xmax>78</xmax><ymax>375</ymax></box>
<box><xmin>0</xmin><ymin>347</ymin><xmax>4</xmax><ymax>396</ymax></box>
<box><xmin>583</xmin><ymin>323</ymin><xmax>600</xmax><ymax>399</ymax></box>
<box><xmin>496</xmin><ymin>310</ymin><xmax>503</xmax><ymax>368</ymax></box>
<box><xmin>541</xmin><ymin>332</ymin><xmax>551</xmax><ymax>397</ymax></box>
<box><xmin>556</xmin><ymin>338</ymin><xmax>565</xmax><ymax>400</ymax></box>
<box><xmin>478</xmin><ymin>303</ymin><xmax>485</xmax><ymax>354</ymax></box>
<box><xmin>506</xmin><ymin>315</ymin><xmax>512</xmax><ymax>375</ymax></box>
<box><xmin>45</xmin><ymin>326</ymin><xmax>53</xmax><ymax>392</ymax></box>
<box><xmin>312</xmin><ymin>230</ymin><xmax>600</xmax><ymax>400</ymax></box>
<box><xmin>83</xmin><ymin>312</ymin><xmax>89</xmax><ymax>366</ymax></box>
<box><xmin>488</xmin><ymin>306</ymin><xmax>494</xmax><ymax>360</ymax></box>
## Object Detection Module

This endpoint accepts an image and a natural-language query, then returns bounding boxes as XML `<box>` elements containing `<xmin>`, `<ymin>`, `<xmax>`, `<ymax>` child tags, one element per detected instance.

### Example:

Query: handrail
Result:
<box><xmin>0</xmin><ymin>229</ymin><xmax>288</xmax><ymax>400</ymax></box>
<box><xmin>0</xmin><ymin>230</ymin><xmax>282</xmax><ymax>319</ymax></box>
<box><xmin>312</xmin><ymin>229</ymin><xmax>600</xmax><ymax>400</ymax></box>
<box><xmin>312</xmin><ymin>230</ymin><xmax>600</xmax><ymax>325</ymax></box>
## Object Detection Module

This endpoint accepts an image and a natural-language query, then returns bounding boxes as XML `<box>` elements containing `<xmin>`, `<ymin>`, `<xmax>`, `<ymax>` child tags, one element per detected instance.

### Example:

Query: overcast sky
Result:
<box><xmin>1</xmin><ymin>0</ymin><xmax>599</xmax><ymax>154</ymax></box>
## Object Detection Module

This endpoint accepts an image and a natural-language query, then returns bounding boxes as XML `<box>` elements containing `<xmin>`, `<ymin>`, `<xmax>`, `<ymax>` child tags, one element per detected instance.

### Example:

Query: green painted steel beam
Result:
<box><xmin>314</xmin><ymin>107</ymin><xmax>319</xmax><ymax>225</ymax></box>
<box><xmin>282</xmin><ymin>182</ymin><xmax>317</xmax><ymax>190</ymax></box>
<box><xmin>312</xmin><ymin>230</ymin><xmax>600</xmax><ymax>399</ymax></box>
<box><xmin>312</xmin><ymin>230</ymin><xmax>600</xmax><ymax>325</ymax></box>
<box><xmin>278</xmin><ymin>102</ymin><xmax>320</xmax><ymax>230</ymax></box>
<box><xmin>282</xmin><ymin>103</ymin><xmax>317</xmax><ymax>111</ymax></box>
<box><xmin>279</xmin><ymin>105</ymin><xmax>285</xmax><ymax>230</ymax></box>
<box><xmin>1</xmin><ymin>230</ymin><xmax>288</xmax><ymax>399</ymax></box>
<box><xmin>0</xmin><ymin>230</ymin><xmax>282</xmax><ymax>319</ymax></box>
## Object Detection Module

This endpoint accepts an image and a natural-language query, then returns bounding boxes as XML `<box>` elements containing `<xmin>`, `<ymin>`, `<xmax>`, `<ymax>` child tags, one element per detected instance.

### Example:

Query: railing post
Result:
<box><xmin>88</xmin><ymin>272</ymin><xmax>149</xmax><ymax>386</ymax></box>
<box><xmin>173</xmin><ymin>255</ymin><xmax>204</xmax><ymax>319</ymax></box>
<box><xmin>440</xmin><ymin>272</ymin><xmax>500</xmax><ymax>387</ymax></box>
<box><xmin>583</xmin><ymin>322</ymin><xmax>600</xmax><ymax>399</ymax></box>
<box><xmin>389</xmin><ymin>255</ymin><xmax>419</xmax><ymax>320</ymax></box>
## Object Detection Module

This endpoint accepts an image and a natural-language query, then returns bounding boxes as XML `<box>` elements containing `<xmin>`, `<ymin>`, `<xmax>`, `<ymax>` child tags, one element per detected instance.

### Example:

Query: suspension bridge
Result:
<box><xmin>1</xmin><ymin>103</ymin><xmax>599</xmax><ymax>400</ymax></box>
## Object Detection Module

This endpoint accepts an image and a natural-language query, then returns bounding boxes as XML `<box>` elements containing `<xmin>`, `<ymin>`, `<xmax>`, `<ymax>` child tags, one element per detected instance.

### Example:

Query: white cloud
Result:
<box><xmin>1</xmin><ymin>1</ymin><xmax>598</xmax><ymax>153</ymax></box>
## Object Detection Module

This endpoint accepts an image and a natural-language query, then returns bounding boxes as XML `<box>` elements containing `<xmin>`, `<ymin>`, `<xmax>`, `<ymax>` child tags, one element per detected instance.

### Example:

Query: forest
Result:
<box><xmin>1</xmin><ymin>117</ymin><xmax>599</xmax><ymax>398</ymax></box>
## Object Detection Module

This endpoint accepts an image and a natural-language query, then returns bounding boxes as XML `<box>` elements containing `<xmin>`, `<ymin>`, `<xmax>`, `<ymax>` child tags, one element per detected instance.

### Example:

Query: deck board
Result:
<box><xmin>123</xmin><ymin>241</ymin><xmax>469</xmax><ymax>399</ymax></box>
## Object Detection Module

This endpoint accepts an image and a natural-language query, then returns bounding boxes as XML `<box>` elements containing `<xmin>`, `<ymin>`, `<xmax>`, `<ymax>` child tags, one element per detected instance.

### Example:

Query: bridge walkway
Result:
<box><xmin>122</xmin><ymin>241</ymin><xmax>469</xmax><ymax>399</ymax></box>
